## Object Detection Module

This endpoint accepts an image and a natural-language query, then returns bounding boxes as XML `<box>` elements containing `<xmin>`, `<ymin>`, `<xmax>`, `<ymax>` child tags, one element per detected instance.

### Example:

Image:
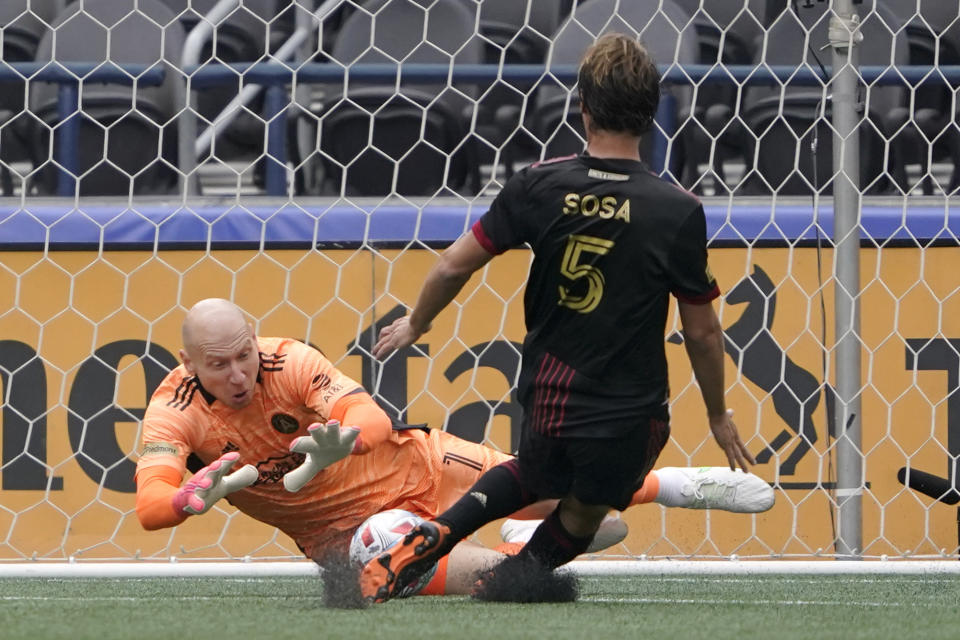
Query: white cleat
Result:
<box><xmin>668</xmin><ymin>466</ymin><xmax>775</xmax><ymax>513</ymax></box>
<box><xmin>499</xmin><ymin>517</ymin><xmax>539</xmax><ymax>546</ymax></box>
<box><xmin>500</xmin><ymin>513</ymin><xmax>629</xmax><ymax>553</ymax></box>
<box><xmin>586</xmin><ymin>514</ymin><xmax>628</xmax><ymax>552</ymax></box>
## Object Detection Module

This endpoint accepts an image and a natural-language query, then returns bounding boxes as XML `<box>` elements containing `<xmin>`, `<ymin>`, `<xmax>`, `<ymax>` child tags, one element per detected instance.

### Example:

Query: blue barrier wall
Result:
<box><xmin>0</xmin><ymin>200</ymin><xmax>957</xmax><ymax>249</ymax></box>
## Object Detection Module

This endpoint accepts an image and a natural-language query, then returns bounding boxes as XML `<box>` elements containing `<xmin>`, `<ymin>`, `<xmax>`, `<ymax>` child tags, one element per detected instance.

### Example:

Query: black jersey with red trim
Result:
<box><xmin>473</xmin><ymin>154</ymin><xmax>719</xmax><ymax>437</ymax></box>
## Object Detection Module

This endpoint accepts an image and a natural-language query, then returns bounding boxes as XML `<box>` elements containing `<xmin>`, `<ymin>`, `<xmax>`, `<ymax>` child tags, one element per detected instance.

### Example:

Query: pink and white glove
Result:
<box><xmin>282</xmin><ymin>421</ymin><xmax>361</xmax><ymax>492</ymax></box>
<box><xmin>172</xmin><ymin>452</ymin><xmax>259</xmax><ymax>516</ymax></box>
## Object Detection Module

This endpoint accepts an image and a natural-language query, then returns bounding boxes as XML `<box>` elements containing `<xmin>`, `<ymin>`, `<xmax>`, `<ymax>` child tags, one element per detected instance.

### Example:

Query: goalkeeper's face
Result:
<box><xmin>185</xmin><ymin>325</ymin><xmax>260</xmax><ymax>410</ymax></box>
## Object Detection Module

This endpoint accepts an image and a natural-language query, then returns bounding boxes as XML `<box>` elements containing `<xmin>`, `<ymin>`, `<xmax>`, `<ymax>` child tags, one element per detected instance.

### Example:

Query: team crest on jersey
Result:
<box><xmin>271</xmin><ymin>413</ymin><xmax>300</xmax><ymax>434</ymax></box>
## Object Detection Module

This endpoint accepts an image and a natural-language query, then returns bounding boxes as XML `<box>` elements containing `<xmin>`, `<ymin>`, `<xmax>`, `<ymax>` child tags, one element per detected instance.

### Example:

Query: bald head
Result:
<box><xmin>180</xmin><ymin>299</ymin><xmax>259</xmax><ymax>409</ymax></box>
<box><xmin>182</xmin><ymin>298</ymin><xmax>248</xmax><ymax>354</ymax></box>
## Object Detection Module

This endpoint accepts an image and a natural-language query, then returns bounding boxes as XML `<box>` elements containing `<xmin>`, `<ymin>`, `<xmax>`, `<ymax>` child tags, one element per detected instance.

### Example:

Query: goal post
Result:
<box><xmin>1</xmin><ymin>0</ymin><xmax>959</xmax><ymax>572</ymax></box>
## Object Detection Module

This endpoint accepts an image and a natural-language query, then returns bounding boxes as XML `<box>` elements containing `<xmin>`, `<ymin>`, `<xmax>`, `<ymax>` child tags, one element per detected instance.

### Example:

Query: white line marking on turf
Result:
<box><xmin>0</xmin><ymin>595</ymin><xmax>299</xmax><ymax>601</ymax></box>
<box><xmin>584</xmin><ymin>597</ymin><xmax>940</xmax><ymax>607</ymax></box>
<box><xmin>604</xmin><ymin>576</ymin><xmax>955</xmax><ymax>585</ymax></box>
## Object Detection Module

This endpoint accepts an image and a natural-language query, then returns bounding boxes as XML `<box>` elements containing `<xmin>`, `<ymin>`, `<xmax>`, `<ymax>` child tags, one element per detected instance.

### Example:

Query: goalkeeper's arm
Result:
<box><xmin>135</xmin><ymin>453</ymin><xmax>258</xmax><ymax>530</ymax></box>
<box><xmin>327</xmin><ymin>390</ymin><xmax>392</xmax><ymax>454</ymax></box>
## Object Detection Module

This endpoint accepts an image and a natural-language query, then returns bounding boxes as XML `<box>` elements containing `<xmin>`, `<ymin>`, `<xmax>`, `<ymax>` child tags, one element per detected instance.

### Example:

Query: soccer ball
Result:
<box><xmin>349</xmin><ymin>509</ymin><xmax>439</xmax><ymax>597</ymax></box>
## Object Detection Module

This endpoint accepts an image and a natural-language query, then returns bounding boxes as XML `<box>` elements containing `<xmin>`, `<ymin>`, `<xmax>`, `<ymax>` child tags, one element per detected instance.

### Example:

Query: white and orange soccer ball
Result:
<box><xmin>349</xmin><ymin>509</ymin><xmax>439</xmax><ymax>597</ymax></box>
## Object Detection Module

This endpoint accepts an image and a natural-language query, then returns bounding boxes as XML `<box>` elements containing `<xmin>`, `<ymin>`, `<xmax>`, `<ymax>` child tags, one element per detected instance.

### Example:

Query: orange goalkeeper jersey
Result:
<box><xmin>136</xmin><ymin>336</ymin><xmax>461</xmax><ymax>558</ymax></box>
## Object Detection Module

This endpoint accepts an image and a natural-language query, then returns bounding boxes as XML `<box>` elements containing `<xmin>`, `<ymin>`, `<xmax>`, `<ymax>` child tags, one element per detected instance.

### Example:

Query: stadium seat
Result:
<box><xmin>310</xmin><ymin>0</ymin><xmax>483</xmax><ymax>197</ymax></box>
<box><xmin>29</xmin><ymin>0</ymin><xmax>186</xmax><ymax>196</ymax></box>
<box><xmin>736</xmin><ymin>2</ymin><xmax>909</xmax><ymax>195</ymax></box>
<box><xmin>0</xmin><ymin>0</ymin><xmax>57</xmax><ymax>63</ymax></box>
<box><xmin>880</xmin><ymin>0</ymin><xmax>960</xmax><ymax>194</ymax></box>
<box><xmin>0</xmin><ymin>0</ymin><xmax>58</xmax><ymax>195</ymax></box>
<box><xmin>533</xmin><ymin>0</ymin><xmax>699</xmax><ymax>179</ymax></box>
<box><xmin>460</xmin><ymin>0</ymin><xmax>565</xmax><ymax>64</ymax></box>
<box><xmin>672</xmin><ymin>0</ymin><xmax>770</xmax><ymax>192</ymax></box>
<box><xmin>673</xmin><ymin>0</ymin><xmax>767</xmax><ymax>66</ymax></box>
<box><xmin>161</xmin><ymin>0</ymin><xmax>277</xmax><ymax>178</ymax></box>
<box><xmin>453</xmin><ymin>0</ymin><xmax>566</xmax><ymax>179</ymax></box>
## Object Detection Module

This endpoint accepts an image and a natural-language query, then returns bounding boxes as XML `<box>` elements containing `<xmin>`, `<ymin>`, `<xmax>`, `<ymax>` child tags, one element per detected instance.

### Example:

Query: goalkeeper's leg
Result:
<box><xmin>630</xmin><ymin>466</ymin><xmax>774</xmax><ymax>512</ymax></box>
<box><xmin>416</xmin><ymin>540</ymin><xmax>506</xmax><ymax>596</ymax></box>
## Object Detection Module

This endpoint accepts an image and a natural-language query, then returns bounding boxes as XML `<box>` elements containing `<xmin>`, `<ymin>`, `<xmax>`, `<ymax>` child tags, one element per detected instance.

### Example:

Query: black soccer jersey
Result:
<box><xmin>473</xmin><ymin>154</ymin><xmax>719</xmax><ymax>437</ymax></box>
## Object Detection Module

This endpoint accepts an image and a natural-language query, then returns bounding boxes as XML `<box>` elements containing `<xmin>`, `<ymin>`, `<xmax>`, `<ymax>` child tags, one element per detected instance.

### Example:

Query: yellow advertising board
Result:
<box><xmin>0</xmin><ymin>244</ymin><xmax>958</xmax><ymax>560</ymax></box>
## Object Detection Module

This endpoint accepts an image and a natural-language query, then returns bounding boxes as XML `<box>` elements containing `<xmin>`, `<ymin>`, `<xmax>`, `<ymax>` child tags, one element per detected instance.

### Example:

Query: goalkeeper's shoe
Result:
<box><xmin>359</xmin><ymin>520</ymin><xmax>452</xmax><ymax>603</ymax></box>
<box><xmin>671</xmin><ymin>466</ymin><xmax>774</xmax><ymax>512</ymax></box>
<box><xmin>500</xmin><ymin>513</ymin><xmax>628</xmax><ymax>553</ymax></box>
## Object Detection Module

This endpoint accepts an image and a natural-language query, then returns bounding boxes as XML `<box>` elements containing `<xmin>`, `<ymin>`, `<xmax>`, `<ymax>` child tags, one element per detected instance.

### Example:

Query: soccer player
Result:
<box><xmin>136</xmin><ymin>298</ymin><xmax>770</xmax><ymax>597</ymax></box>
<box><xmin>362</xmin><ymin>33</ymin><xmax>755</xmax><ymax>602</ymax></box>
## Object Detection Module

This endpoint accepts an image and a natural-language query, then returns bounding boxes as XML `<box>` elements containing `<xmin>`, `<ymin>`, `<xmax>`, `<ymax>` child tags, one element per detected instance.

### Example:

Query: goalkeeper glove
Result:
<box><xmin>171</xmin><ymin>452</ymin><xmax>259</xmax><ymax>516</ymax></box>
<box><xmin>283</xmin><ymin>421</ymin><xmax>361</xmax><ymax>492</ymax></box>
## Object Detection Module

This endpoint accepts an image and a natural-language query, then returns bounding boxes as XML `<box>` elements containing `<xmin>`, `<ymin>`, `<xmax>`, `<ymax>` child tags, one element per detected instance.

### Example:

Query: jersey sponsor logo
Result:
<box><xmin>141</xmin><ymin>441</ymin><xmax>178</xmax><ymax>457</ymax></box>
<box><xmin>562</xmin><ymin>193</ymin><xmax>631</xmax><ymax>222</ymax></box>
<box><xmin>587</xmin><ymin>168</ymin><xmax>629</xmax><ymax>181</ymax></box>
<box><xmin>311</xmin><ymin>373</ymin><xmax>331</xmax><ymax>390</ymax></box>
<box><xmin>271</xmin><ymin>413</ymin><xmax>300</xmax><ymax>434</ymax></box>
<box><xmin>221</xmin><ymin>441</ymin><xmax>240</xmax><ymax>454</ymax></box>
<box><xmin>322</xmin><ymin>382</ymin><xmax>344</xmax><ymax>404</ymax></box>
<box><xmin>166</xmin><ymin>377</ymin><xmax>201</xmax><ymax>411</ymax></box>
<box><xmin>252</xmin><ymin>451</ymin><xmax>307</xmax><ymax>485</ymax></box>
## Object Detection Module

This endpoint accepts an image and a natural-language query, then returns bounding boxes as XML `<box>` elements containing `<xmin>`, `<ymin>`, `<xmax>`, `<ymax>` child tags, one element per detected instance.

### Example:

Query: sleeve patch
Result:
<box><xmin>141</xmin><ymin>442</ymin><xmax>179</xmax><ymax>458</ymax></box>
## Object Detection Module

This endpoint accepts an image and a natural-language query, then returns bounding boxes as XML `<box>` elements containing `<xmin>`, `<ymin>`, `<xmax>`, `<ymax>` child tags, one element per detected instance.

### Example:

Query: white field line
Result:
<box><xmin>1</xmin><ymin>560</ymin><xmax>960</xmax><ymax>578</ymax></box>
<box><xmin>0</xmin><ymin>595</ymin><xmax>296</xmax><ymax>602</ymax></box>
<box><xmin>0</xmin><ymin>594</ymin><xmax>945</xmax><ymax>608</ymax></box>
<box><xmin>582</xmin><ymin>597</ymin><xmax>944</xmax><ymax>607</ymax></box>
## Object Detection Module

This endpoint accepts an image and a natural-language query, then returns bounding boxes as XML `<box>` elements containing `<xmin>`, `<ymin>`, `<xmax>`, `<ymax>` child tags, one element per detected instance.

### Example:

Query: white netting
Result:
<box><xmin>0</xmin><ymin>0</ymin><xmax>959</xmax><ymax>565</ymax></box>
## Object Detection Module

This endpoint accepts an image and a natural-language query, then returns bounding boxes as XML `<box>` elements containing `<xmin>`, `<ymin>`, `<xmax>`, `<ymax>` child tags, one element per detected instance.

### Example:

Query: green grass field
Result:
<box><xmin>2</xmin><ymin>574</ymin><xmax>958</xmax><ymax>640</ymax></box>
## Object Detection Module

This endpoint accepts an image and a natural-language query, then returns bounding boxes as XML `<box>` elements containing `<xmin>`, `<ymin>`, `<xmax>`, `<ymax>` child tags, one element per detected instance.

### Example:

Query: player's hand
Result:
<box><xmin>709</xmin><ymin>409</ymin><xmax>755</xmax><ymax>472</ymax></box>
<box><xmin>372</xmin><ymin>316</ymin><xmax>425</xmax><ymax>360</ymax></box>
<box><xmin>172</xmin><ymin>452</ymin><xmax>258</xmax><ymax>516</ymax></box>
<box><xmin>283</xmin><ymin>421</ymin><xmax>361</xmax><ymax>492</ymax></box>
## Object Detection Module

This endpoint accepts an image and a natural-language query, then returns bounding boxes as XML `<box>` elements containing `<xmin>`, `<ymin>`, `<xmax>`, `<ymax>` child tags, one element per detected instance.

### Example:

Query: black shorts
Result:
<box><xmin>516</xmin><ymin>412</ymin><xmax>671</xmax><ymax>510</ymax></box>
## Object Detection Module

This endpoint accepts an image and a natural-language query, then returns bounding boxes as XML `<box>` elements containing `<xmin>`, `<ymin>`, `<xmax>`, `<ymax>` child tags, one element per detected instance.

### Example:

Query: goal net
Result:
<box><xmin>1</xmin><ymin>0</ymin><xmax>959</xmax><ymax>568</ymax></box>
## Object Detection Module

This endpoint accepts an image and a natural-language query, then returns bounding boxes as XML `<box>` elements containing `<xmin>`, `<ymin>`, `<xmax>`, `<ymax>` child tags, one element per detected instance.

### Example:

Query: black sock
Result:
<box><xmin>517</xmin><ymin>507</ymin><xmax>595</xmax><ymax>570</ymax></box>
<box><xmin>434</xmin><ymin>460</ymin><xmax>537</xmax><ymax>544</ymax></box>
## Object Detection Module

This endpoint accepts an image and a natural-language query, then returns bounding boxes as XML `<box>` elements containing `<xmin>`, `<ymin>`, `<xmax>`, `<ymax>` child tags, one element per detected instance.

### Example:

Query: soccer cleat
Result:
<box><xmin>359</xmin><ymin>520</ymin><xmax>452</xmax><ymax>603</ymax></box>
<box><xmin>671</xmin><ymin>466</ymin><xmax>775</xmax><ymax>512</ymax></box>
<box><xmin>500</xmin><ymin>512</ymin><xmax>629</xmax><ymax>553</ymax></box>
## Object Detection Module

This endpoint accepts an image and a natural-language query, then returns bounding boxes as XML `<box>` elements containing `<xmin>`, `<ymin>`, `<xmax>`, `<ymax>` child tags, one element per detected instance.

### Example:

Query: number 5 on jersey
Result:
<box><xmin>558</xmin><ymin>234</ymin><xmax>615</xmax><ymax>313</ymax></box>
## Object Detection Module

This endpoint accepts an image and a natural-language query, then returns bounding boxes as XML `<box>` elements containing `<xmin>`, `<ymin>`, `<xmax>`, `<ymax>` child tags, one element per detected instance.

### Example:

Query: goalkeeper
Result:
<box><xmin>135</xmin><ymin>298</ymin><xmax>772</xmax><ymax>596</ymax></box>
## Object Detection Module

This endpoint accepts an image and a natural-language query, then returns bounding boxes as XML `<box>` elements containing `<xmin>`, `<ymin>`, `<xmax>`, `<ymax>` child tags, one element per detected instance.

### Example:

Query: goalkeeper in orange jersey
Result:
<box><xmin>135</xmin><ymin>298</ymin><xmax>773</xmax><ymax>597</ymax></box>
